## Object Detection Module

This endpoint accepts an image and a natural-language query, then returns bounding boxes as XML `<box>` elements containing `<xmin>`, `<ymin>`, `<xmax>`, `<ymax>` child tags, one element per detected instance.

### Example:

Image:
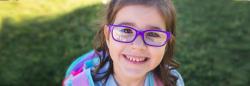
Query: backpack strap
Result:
<box><xmin>63</xmin><ymin>50</ymin><xmax>100</xmax><ymax>86</ymax></box>
<box><xmin>170</xmin><ymin>69</ymin><xmax>185</xmax><ymax>86</ymax></box>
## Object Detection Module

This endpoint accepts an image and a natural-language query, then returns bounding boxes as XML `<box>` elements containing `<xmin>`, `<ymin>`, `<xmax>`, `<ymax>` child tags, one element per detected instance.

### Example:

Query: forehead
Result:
<box><xmin>113</xmin><ymin>5</ymin><xmax>166</xmax><ymax>31</ymax></box>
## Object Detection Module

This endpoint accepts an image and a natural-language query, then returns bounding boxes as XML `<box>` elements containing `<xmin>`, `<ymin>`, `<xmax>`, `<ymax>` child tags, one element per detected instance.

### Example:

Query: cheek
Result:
<box><xmin>107</xmin><ymin>38</ymin><xmax>126</xmax><ymax>60</ymax></box>
<box><xmin>149</xmin><ymin>46</ymin><xmax>165</xmax><ymax>65</ymax></box>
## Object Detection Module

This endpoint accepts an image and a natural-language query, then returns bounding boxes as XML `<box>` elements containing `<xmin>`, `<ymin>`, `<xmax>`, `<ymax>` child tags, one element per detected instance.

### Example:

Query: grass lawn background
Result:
<box><xmin>0</xmin><ymin>0</ymin><xmax>249</xmax><ymax>85</ymax></box>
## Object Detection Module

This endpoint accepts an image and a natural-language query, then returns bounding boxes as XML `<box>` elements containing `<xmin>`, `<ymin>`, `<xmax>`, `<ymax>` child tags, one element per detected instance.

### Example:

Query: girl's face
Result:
<box><xmin>105</xmin><ymin>5</ymin><xmax>167</xmax><ymax>77</ymax></box>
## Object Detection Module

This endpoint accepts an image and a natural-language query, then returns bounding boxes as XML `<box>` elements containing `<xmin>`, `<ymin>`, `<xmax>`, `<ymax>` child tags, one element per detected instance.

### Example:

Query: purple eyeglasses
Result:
<box><xmin>108</xmin><ymin>24</ymin><xmax>171</xmax><ymax>47</ymax></box>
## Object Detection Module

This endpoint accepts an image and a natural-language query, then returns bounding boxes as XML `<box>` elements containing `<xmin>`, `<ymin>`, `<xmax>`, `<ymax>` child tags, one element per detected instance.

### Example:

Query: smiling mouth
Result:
<box><xmin>122</xmin><ymin>54</ymin><xmax>149</xmax><ymax>63</ymax></box>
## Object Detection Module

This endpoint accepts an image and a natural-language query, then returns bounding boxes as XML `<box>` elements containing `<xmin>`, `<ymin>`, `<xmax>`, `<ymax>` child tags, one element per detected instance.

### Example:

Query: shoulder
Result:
<box><xmin>154</xmin><ymin>69</ymin><xmax>185</xmax><ymax>86</ymax></box>
<box><xmin>170</xmin><ymin>69</ymin><xmax>185</xmax><ymax>86</ymax></box>
<box><xmin>65</xmin><ymin>50</ymin><xmax>100</xmax><ymax>77</ymax></box>
<box><xmin>63</xmin><ymin>50</ymin><xmax>102</xmax><ymax>86</ymax></box>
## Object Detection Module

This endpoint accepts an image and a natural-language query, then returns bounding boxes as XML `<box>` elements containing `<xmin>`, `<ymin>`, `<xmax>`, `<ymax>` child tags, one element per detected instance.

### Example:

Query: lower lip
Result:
<box><xmin>122</xmin><ymin>54</ymin><xmax>148</xmax><ymax>64</ymax></box>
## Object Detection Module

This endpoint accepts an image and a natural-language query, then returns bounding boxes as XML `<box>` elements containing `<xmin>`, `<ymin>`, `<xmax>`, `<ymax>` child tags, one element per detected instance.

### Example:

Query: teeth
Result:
<box><xmin>126</xmin><ymin>55</ymin><xmax>146</xmax><ymax>62</ymax></box>
<box><xmin>134</xmin><ymin>58</ymin><xmax>137</xmax><ymax>62</ymax></box>
<box><xmin>136</xmin><ymin>59</ymin><xmax>139</xmax><ymax>62</ymax></box>
<box><xmin>129</xmin><ymin>57</ymin><xmax>133</xmax><ymax>61</ymax></box>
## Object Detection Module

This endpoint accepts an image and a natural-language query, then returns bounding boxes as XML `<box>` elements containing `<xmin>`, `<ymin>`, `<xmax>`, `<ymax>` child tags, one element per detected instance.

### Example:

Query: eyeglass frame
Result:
<box><xmin>107</xmin><ymin>24</ymin><xmax>171</xmax><ymax>47</ymax></box>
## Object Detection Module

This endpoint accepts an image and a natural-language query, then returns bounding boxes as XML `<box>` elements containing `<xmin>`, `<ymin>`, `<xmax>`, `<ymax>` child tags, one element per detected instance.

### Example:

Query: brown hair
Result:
<box><xmin>93</xmin><ymin>0</ymin><xmax>179</xmax><ymax>85</ymax></box>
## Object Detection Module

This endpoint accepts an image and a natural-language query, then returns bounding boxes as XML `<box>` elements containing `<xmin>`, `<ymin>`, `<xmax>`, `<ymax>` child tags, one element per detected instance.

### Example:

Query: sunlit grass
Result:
<box><xmin>0</xmin><ymin>0</ymin><xmax>102</xmax><ymax>32</ymax></box>
<box><xmin>0</xmin><ymin>0</ymin><xmax>102</xmax><ymax>23</ymax></box>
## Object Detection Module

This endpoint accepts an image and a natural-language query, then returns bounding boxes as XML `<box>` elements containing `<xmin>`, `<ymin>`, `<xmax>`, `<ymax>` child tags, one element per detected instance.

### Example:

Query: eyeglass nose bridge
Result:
<box><xmin>132</xmin><ymin>30</ymin><xmax>147</xmax><ymax>45</ymax></box>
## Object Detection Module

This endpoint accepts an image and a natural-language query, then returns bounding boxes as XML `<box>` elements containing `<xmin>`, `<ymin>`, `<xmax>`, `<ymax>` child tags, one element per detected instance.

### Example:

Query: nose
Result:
<box><xmin>131</xmin><ymin>35</ymin><xmax>147</xmax><ymax>50</ymax></box>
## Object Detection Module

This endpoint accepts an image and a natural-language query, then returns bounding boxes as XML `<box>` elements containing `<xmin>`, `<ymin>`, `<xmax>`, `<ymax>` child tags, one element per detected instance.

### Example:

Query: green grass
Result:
<box><xmin>0</xmin><ymin>0</ymin><xmax>103</xmax><ymax>85</ymax></box>
<box><xmin>0</xmin><ymin>0</ymin><xmax>249</xmax><ymax>86</ymax></box>
<box><xmin>0</xmin><ymin>0</ymin><xmax>102</xmax><ymax>23</ymax></box>
<box><xmin>174</xmin><ymin>0</ymin><xmax>250</xmax><ymax>85</ymax></box>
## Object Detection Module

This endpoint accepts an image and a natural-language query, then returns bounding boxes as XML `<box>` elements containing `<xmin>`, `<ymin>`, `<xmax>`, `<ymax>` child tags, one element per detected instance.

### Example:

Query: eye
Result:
<box><xmin>147</xmin><ymin>32</ymin><xmax>160</xmax><ymax>37</ymax></box>
<box><xmin>120</xmin><ymin>28</ymin><xmax>133</xmax><ymax>33</ymax></box>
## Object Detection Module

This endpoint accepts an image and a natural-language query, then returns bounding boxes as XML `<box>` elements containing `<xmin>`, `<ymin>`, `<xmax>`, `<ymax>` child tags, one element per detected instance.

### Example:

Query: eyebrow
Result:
<box><xmin>117</xmin><ymin>22</ymin><xmax>135</xmax><ymax>27</ymax></box>
<box><xmin>116</xmin><ymin>22</ymin><xmax>164</xmax><ymax>31</ymax></box>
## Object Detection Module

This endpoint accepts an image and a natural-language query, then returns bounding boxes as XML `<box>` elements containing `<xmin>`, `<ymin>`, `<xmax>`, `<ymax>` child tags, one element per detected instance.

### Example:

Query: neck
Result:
<box><xmin>113</xmin><ymin>67</ymin><xmax>147</xmax><ymax>86</ymax></box>
<box><xmin>113</xmin><ymin>73</ymin><xmax>146</xmax><ymax>86</ymax></box>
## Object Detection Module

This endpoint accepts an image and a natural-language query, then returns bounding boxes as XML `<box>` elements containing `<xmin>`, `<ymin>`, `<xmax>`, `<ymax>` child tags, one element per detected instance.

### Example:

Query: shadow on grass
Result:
<box><xmin>0</xmin><ymin>4</ymin><xmax>104</xmax><ymax>86</ymax></box>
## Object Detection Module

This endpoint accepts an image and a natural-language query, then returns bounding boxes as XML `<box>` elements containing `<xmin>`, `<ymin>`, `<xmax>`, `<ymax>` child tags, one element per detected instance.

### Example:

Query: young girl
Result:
<box><xmin>63</xmin><ymin>0</ymin><xmax>184</xmax><ymax>86</ymax></box>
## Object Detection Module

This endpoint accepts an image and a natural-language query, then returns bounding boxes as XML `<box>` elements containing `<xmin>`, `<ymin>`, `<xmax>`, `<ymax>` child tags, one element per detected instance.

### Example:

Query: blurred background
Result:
<box><xmin>0</xmin><ymin>0</ymin><xmax>249</xmax><ymax>86</ymax></box>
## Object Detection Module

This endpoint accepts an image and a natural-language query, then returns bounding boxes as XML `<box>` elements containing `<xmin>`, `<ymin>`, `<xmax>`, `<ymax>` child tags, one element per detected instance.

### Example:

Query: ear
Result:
<box><xmin>104</xmin><ymin>25</ymin><xmax>110</xmax><ymax>44</ymax></box>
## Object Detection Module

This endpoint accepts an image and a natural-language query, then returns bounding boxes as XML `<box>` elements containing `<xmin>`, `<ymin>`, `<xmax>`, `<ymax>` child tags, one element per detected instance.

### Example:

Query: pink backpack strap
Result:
<box><xmin>63</xmin><ymin>69</ymin><xmax>95</xmax><ymax>86</ymax></box>
<box><xmin>72</xmin><ymin>69</ymin><xmax>90</xmax><ymax>86</ymax></box>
